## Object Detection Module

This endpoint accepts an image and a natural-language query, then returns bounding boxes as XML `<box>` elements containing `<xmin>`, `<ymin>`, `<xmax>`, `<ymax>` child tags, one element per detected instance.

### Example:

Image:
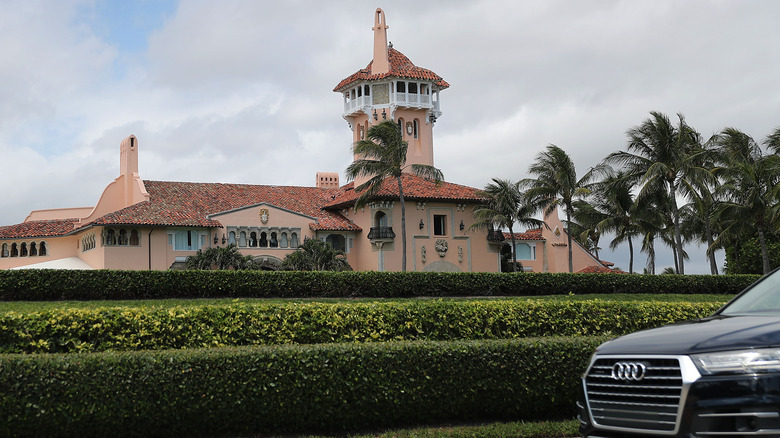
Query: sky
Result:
<box><xmin>2</xmin><ymin>0</ymin><xmax>779</xmax><ymax>274</ymax></box>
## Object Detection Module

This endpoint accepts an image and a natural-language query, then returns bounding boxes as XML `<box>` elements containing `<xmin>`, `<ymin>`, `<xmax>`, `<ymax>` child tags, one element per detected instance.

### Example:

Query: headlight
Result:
<box><xmin>692</xmin><ymin>349</ymin><xmax>780</xmax><ymax>375</ymax></box>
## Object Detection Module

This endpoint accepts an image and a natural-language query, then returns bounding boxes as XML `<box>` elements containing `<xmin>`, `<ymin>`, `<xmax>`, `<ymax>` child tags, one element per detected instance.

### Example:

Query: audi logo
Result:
<box><xmin>611</xmin><ymin>362</ymin><xmax>647</xmax><ymax>381</ymax></box>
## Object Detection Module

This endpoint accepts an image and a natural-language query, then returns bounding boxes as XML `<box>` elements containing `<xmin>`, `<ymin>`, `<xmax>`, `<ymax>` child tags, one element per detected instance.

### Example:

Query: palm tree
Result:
<box><xmin>345</xmin><ymin>120</ymin><xmax>443</xmax><ymax>271</ymax></box>
<box><xmin>569</xmin><ymin>199</ymin><xmax>607</xmax><ymax>261</ymax></box>
<box><xmin>185</xmin><ymin>244</ymin><xmax>256</xmax><ymax>270</ymax></box>
<box><xmin>605</xmin><ymin>112</ymin><xmax>710</xmax><ymax>275</ymax></box>
<box><xmin>521</xmin><ymin>144</ymin><xmax>591</xmax><ymax>273</ymax></box>
<box><xmin>280</xmin><ymin>237</ymin><xmax>352</xmax><ymax>271</ymax></box>
<box><xmin>591</xmin><ymin>169</ymin><xmax>640</xmax><ymax>273</ymax></box>
<box><xmin>711</xmin><ymin>128</ymin><xmax>780</xmax><ymax>274</ymax></box>
<box><xmin>470</xmin><ymin>178</ymin><xmax>545</xmax><ymax>272</ymax></box>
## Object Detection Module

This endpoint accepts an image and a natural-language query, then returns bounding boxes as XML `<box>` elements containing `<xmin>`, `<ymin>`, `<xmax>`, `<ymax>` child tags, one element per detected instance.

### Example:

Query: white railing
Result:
<box><xmin>342</xmin><ymin>88</ymin><xmax>440</xmax><ymax>115</ymax></box>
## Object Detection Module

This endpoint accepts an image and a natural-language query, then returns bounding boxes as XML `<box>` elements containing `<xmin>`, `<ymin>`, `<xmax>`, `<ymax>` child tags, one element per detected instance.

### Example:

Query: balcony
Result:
<box><xmin>486</xmin><ymin>230</ymin><xmax>506</xmax><ymax>243</ymax></box>
<box><xmin>367</xmin><ymin>226</ymin><xmax>396</xmax><ymax>240</ymax></box>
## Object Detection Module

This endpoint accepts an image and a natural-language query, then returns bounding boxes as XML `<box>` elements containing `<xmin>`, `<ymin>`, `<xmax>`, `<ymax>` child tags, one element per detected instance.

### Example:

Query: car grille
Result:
<box><xmin>584</xmin><ymin>356</ymin><xmax>685</xmax><ymax>434</ymax></box>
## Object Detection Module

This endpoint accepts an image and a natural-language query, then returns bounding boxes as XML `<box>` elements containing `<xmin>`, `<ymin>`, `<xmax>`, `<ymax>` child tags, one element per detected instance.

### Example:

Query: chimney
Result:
<box><xmin>316</xmin><ymin>172</ymin><xmax>340</xmax><ymax>189</ymax></box>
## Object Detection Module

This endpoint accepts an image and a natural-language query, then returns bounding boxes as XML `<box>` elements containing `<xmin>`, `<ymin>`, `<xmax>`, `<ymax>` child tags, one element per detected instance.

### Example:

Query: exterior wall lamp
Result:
<box><xmin>214</xmin><ymin>234</ymin><xmax>218</xmax><ymax>244</ymax></box>
<box><xmin>419</xmin><ymin>219</ymin><xmax>424</xmax><ymax>229</ymax></box>
<box><xmin>382</xmin><ymin>109</ymin><xmax>387</xmax><ymax>120</ymax></box>
<box><xmin>373</xmin><ymin>109</ymin><xmax>378</xmax><ymax>121</ymax></box>
<box><xmin>222</xmin><ymin>234</ymin><xmax>226</xmax><ymax>244</ymax></box>
<box><xmin>460</xmin><ymin>220</ymin><xmax>465</xmax><ymax>231</ymax></box>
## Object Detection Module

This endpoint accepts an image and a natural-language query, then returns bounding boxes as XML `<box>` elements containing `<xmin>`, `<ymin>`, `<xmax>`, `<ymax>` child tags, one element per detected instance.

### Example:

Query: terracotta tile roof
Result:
<box><xmin>0</xmin><ymin>219</ymin><xmax>79</xmax><ymax>239</ymax></box>
<box><xmin>326</xmin><ymin>174</ymin><xmax>483</xmax><ymax>209</ymax></box>
<box><xmin>334</xmin><ymin>47</ymin><xmax>449</xmax><ymax>91</ymax></box>
<box><xmin>577</xmin><ymin>265</ymin><xmax>626</xmax><ymax>274</ymax></box>
<box><xmin>84</xmin><ymin>181</ymin><xmax>360</xmax><ymax>231</ymax></box>
<box><xmin>504</xmin><ymin>229</ymin><xmax>544</xmax><ymax>241</ymax></box>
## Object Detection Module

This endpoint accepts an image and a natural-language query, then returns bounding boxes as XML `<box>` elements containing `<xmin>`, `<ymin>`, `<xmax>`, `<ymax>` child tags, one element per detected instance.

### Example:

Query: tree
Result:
<box><xmin>345</xmin><ymin>120</ymin><xmax>443</xmax><ymax>271</ymax></box>
<box><xmin>522</xmin><ymin>145</ymin><xmax>591</xmax><ymax>273</ymax></box>
<box><xmin>605</xmin><ymin>112</ymin><xmax>710</xmax><ymax>275</ymax></box>
<box><xmin>712</xmin><ymin>127</ymin><xmax>780</xmax><ymax>274</ymax></box>
<box><xmin>185</xmin><ymin>244</ymin><xmax>256</xmax><ymax>270</ymax></box>
<box><xmin>590</xmin><ymin>169</ymin><xmax>641</xmax><ymax>273</ymax></box>
<box><xmin>280</xmin><ymin>237</ymin><xmax>352</xmax><ymax>271</ymax></box>
<box><xmin>470</xmin><ymin>178</ymin><xmax>545</xmax><ymax>272</ymax></box>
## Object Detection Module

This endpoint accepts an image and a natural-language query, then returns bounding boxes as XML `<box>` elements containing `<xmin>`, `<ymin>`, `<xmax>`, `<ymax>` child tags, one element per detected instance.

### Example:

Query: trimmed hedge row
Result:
<box><xmin>0</xmin><ymin>299</ymin><xmax>724</xmax><ymax>353</ymax></box>
<box><xmin>0</xmin><ymin>337</ymin><xmax>605</xmax><ymax>438</ymax></box>
<box><xmin>0</xmin><ymin>269</ymin><xmax>760</xmax><ymax>301</ymax></box>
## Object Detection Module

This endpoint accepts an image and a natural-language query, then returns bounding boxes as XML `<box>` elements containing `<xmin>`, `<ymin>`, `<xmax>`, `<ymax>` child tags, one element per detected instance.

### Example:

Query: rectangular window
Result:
<box><xmin>433</xmin><ymin>215</ymin><xmax>447</xmax><ymax>236</ymax></box>
<box><xmin>171</xmin><ymin>230</ymin><xmax>202</xmax><ymax>251</ymax></box>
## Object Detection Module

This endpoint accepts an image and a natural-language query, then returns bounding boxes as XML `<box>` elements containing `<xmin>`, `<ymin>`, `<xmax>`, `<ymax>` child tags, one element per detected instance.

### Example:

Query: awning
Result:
<box><xmin>10</xmin><ymin>257</ymin><xmax>95</xmax><ymax>270</ymax></box>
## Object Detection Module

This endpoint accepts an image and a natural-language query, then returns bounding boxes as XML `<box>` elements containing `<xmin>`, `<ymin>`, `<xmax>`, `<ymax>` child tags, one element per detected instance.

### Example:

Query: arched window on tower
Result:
<box><xmin>413</xmin><ymin>119</ymin><xmax>419</xmax><ymax>139</ymax></box>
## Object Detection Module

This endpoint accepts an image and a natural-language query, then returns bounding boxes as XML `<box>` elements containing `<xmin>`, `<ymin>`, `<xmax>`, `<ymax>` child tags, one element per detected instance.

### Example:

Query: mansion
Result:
<box><xmin>0</xmin><ymin>9</ymin><xmax>610</xmax><ymax>274</ymax></box>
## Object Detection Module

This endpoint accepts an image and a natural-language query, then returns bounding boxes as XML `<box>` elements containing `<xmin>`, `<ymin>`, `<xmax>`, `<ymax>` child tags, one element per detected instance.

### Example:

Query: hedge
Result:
<box><xmin>0</xmin><ymin>337</ymin><xmax>606</xmax><ymax>438</ymax></box>
<box><xmin>0</xmin><ymin>270</ymin><xmax>760</xmax><ymax>301</ymax></box>
<box><xmin>0</xmin><ymin>299</ymin><xmax>724</xmax><ymax>353</ymax></box>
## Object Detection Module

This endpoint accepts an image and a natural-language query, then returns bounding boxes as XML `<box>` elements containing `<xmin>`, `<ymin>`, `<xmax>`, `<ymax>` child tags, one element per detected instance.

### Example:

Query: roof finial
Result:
<box><xmin>371</xmin><ymin>8</ymin><xmax>390</xmax><ymax>74</ymax></box>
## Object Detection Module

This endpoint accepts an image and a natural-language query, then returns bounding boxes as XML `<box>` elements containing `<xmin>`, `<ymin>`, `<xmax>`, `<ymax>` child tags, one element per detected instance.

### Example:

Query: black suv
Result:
<box><xmin>578</xmin><ymin>269</ymin><xmax>780</xmax><ymax>437</ymax></box>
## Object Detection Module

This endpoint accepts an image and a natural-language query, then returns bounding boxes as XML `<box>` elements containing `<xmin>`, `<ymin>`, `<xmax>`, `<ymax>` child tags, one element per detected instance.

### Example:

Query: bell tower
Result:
<box><xmin>334</xmin><ymin>8</ymin><xmax>449</xmax><ymax>184</ymax></box>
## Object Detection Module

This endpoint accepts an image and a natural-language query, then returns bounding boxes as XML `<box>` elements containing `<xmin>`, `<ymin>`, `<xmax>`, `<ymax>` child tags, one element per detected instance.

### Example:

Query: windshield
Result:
<box><xmin>721</xmin><ymin>268</ymin><xmax>780</xmax><ymax>315</ymax></box>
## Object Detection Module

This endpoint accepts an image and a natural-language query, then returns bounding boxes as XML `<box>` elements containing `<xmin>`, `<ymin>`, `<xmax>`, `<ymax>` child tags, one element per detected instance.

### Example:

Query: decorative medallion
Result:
<box><xmin>421</xmin><ymin>245</ymin><xmax>427</xmax><ymax>263</ymax></box>
<box><xmin>435</xmin><ymin>239</ymin><xmax>448</xmax><ymax>257</ymax></box>
<box><xmin>359</xmin><ymin>125</ymin><xmax>365</xmax><ymax>140</ymax></box>
<box><xmin>554</xmin><ymin>226</ymin><xmax>561</xmax><ymax>238</ymax></box>
<box><xmin>458</xmin><ymin>246</ymin><xmax>463</xmax><ymax>262</ymax></box>
<box><xmin>406</xmin><ymin>122</ymin><xmax>414</xmax><ymax>135</ymax></box>
<box><xmin>259</xmin><ymin>208</ymin><xmax>269</xmax><ymax>224</ymax></box>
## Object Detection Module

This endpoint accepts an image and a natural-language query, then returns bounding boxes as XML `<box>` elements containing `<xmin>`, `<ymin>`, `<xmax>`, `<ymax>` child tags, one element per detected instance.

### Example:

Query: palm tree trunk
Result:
<box><xmin>647</xmin><ymin>235</ymin><xmax>655</xmax><ymax>275</ymax></box>
<box><xmin>705</xmin><ymin>219</ymin><xmax>718</xmax><ymax>275</ymax></box>
<box><xmin>508</xmin><ymin>225</ymin><xmax>517</xmax><ymax>272</ymax></box>
<box><xmin>758</xmin><ymin>227</ymin><xmax>771</xmax><ymax>275</ymax></box>
<box><xmin>397</xmin><ymin>177</ymin><xmax>407</xmax><ymax>272</ymax></box>
<box><xmin>628</xmin><ymin>237</ymin><xmax>634</xmax><ymax>274</ymax></box>
<box><xmin>670</xmin><ymin>182</ymin><xmax>685</xmax><ymax>275</ymax></box>
<box><xmin>566</xmin><ymin>208</ymin><xmax>573</xmax><ymax>273</ymax></box>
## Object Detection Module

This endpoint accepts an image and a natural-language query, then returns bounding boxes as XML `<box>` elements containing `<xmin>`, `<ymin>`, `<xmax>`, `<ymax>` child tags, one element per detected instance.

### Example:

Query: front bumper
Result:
<box><xmin>579</xmin><ymin>373</ymin><xmax>780</xmax><ymax>437</ymax></box>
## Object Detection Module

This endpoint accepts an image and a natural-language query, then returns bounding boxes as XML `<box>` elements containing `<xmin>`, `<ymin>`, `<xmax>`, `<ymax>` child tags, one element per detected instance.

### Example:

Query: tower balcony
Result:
<box><xmin>367</xmin><ymin>226</ymin><xmax>395</xmax><ymax>241</ymax></box>
<box><xmin>342</xmin><ymin>81</ymin><xmax>441</xmax><ymax>118</ymax></box>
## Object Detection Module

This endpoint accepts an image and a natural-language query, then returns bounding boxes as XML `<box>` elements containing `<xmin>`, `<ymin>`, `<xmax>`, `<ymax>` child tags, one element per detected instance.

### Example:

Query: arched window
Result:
<box><xmin>280</xmin><ymin>232</ymin><xmax>288</xmax><ymax>248</ymax></box>
<box><xmin>270</xmin><ymin>232</ymin><xmax>278</xmax><ymax>248</ymax></box>
<box><xmin>375</xmin><ymin>211</ymin><xmax>388</xmax><ymax>228</ymax></box>
<box><xmin>228</xmin><ymin>231</ymin><xmax>236</xmax><ymax>245</ymax></box>
<box><xmin>249</xmin><ymin>232</ymin><xmax>258</xmax><ymax>247</ymax></box>
<box><xmin>413</xmin><ymin>119</ymin><xmax>419</xmax><ymax>139</ymax></box>
<box><xmin>397</xmin><ymin>118</ymin><xmax>404</xmax><ymax>135</ymax></box>
<box><xmin>106</xmin><ymin>229</ymin><xmax>117</xmax><ymax>246</ymax></box>
<box><xmin>238</xmin><ymin>232</ymin><xmax>247</xmax><ymax>247</ymax></box>
<box><xmin>10</xmin><ymin>243</ymin><xmax>18</xmax><ymax>257</ymax></box>
<box><xmin>30</xmin><ymin>242</ymin><xmax>38</xmax><ymax>256</ymax></box>
<box><xmin>326</xmin><ymin>234</ymin><xmax>346</xmax><ymax>252</ymax></box>
<box><xmin>291</xmin><ymin>233</ymin><xmax>299</xmax><ymax>248</ymax></box>
<box><xmin>39</xmin><ymin>242</ymin><xmax>47</xmax><ymax>256</ymax></box>
<box><xmin>260</xmin><ymin>232</ymin><xmax>268</xmax><ymax>248</ymax></box>
<box><xmin>129</xmin><ymin>230</ymin><xmax>140</xmax><ymax>246</ymax></box>
<box><xmin>118</xmin><ymin>229</ymin><xmax>128</xmax><ymax>245</ymax></box>
<box><xmin>1</xmin><ymin>243</ymin><xmax>8</xmax><ymax>257</ymax></box>
<box><xmin>20</xmin><ymin>243</ymin><xmax>28</xmax><ymax>257</ymax></box>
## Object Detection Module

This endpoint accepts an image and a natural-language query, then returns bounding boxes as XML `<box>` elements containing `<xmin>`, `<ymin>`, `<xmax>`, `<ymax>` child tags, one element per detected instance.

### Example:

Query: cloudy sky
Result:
<box><xmin>2</xmin><ymin>0</ymin><xmax>779</xmax><ymax>273</ymax></box>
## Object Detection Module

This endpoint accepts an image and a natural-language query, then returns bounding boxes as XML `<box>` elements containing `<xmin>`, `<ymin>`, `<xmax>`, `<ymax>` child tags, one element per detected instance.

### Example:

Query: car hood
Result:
<box><xmin>595</xmin><ymin>315</ymin><xmax>780</xmax><ymax>355</ymax></box>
